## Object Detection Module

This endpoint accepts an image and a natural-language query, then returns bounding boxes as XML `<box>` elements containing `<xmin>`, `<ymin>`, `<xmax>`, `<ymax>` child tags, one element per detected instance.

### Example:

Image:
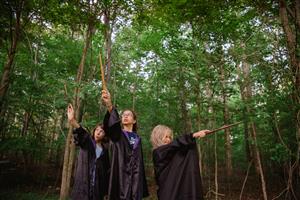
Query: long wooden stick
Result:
<box><xmin>99</xmin><ymin>51</ymin><xmax>107</xmax><ymax>90</ymax></box>
<box><xmin>206</xmin><ymin>121</ymin><xmax>242</xmax><ymax>135</ymax></box>
<box><xmin>63</xmin><ymin>82</ymin><xmax>69</xmax><ymax>102</ymax></box>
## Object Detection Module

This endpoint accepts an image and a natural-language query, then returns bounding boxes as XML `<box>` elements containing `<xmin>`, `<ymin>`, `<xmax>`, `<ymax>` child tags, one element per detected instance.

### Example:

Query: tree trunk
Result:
<box><xmin>59</xmin><ymin>20</ymin><xmax>95</xmax><ymax>200</ymax></box>
<box><xmin>131</xmin><ymin>64</ymin><xmax>141</xmax><ymax>111</ymax></box>
<box><xmin>240</xmin><ymin>60</ymin><xmax>268</xmax><ymax>200</ymax></box>
<box><xmin>237</xmin><ymin>60</ymin><xmax>252</xmax><ymax>162</ymax></box>
<box><xmin>195</xmin><ymin>85</ymin><xmax>204</xmax><ymax>183</ymax></box>
<box><xmin>179</xmin><ymin>87</ymin><xmax>192</xmax><ymax>134</ymax></box>
<box><xmin>191</xmin><ymin>28</ymin><xmax>205</xmax><ymax>184</ymax></box>
<box><xmin>220</xmin><ymin>64</ymin><xmax>233</xmax><ymax>178</ymax></box>
<box><xmin>279</xmin><ymin>0</ymin><xmax>300</xmax><ymax>91</ymax></box>
<box><xmin>0</xmin><ymin>0</ymin><xmax>24</xmax><ymax>111</ymax></box>
<box><xmin>205</xmin><ymin>82</ymin><xmax>215</xmax><ymax>199</ymax></box>
<box><xmin>279</xmin><ymin>1</ymin><xmax>300</xmax><ymax>198</ymax></box>
<box><xmin>178</xmin><ymin>66</ymin><xmax>192</xmax><ymax>134</ymax></box>
<box><xmin>214</xmin><ymin>125</ymin><xmax>218</xmax><ymax>200</ymax></box>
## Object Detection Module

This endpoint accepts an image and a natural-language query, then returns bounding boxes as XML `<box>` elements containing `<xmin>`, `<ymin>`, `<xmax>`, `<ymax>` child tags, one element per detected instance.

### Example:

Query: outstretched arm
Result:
<box><xmin>155</xmin><ymin>129</ymin><xmax>210</xmax><ymax>153</ymax></box>
<box><xmin>67</xmin><ymin>104</ymin><xmax>80</xmax><ymax>129</ymax></box>
<box><xmin>192</xmin><ymin>129</ymin><xmax>210</xmax><ymax>138</ymax></box>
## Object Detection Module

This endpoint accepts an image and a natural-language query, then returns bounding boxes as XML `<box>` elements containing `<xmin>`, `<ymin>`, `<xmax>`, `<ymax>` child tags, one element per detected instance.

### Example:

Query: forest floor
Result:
<box><xmin>0</xmin><ymin>163</ymin><xmax>291</xmax><ymax>200</ymax></box>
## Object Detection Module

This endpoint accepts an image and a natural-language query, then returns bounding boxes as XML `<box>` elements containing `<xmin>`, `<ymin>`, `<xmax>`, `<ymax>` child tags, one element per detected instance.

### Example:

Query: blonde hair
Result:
<box><xmin>151</xmin><ymin>125</ymin><xmax>173</xmax><ymax>149</ymax></box>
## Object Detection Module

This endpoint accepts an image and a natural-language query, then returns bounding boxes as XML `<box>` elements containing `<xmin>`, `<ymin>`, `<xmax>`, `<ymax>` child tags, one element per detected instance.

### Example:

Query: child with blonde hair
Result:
<box><xmin>151</xmin><ymin>125</ymin><xmax>210</xmax><ymax>200</ymax></box>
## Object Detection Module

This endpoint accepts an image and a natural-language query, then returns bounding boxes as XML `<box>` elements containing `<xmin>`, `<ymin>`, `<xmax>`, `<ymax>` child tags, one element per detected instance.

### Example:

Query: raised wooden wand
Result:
<box><xmin>206</xmin><ymin>121</ymin><xmax>242</xmax><ymax>135</ymax></box>
<box><xmin>99</xmin><ymin>51</ymin><xmax>107</xmax><ymax>90</ymax></box>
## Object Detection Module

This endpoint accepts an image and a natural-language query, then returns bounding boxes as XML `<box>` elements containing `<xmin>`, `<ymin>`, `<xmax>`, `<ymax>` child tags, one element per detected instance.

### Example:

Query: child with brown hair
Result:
<box><xmin>67</xmin><ymin>104</ymin><xmax>110</xmax><ymax>200</ymax></box>
<box><xmin>151</xmin><ymin>125</ymin><xmax>210</xmax><ymax>200</ymax></box>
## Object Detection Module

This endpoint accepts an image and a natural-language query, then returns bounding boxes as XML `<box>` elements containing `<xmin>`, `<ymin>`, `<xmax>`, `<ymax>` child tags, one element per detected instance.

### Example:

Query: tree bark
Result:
<box><xmin>0</xmin><ymin>0</ymin><xmax>24</xmax><ymax>114</ymax></box>
<box><xmin>279</xmin><ymin>1</ymin><xmax>300</xmax><ymax>198</ymax></box>
<box><xmin>240</xmin><ymin>59</ymin><xmax>268</xmax><ymax>200</ymax></box>
<box><xmin>237</xmin><ymin>60</ymin><xmax>252</xmax><ymax>162</ymax></box>
<box><xmin>214</xmin><ymin>127</ymin><xmax>218</xmax><ymax>200</ymax></box>
<box><xmin>179</xmin><ymin>84</ymin><xmax>192</xmax><ymax>134</ymax></box>
<box><xmin>195</xmin><ymin>85</ymin><xmax>204</xmax><ymax>182</ymax></box>
<box><xmin>178</xmin><ymin>65</ymin><xmax>192</xmax><ymax>134</ymax></box>
<box><xmin>205</xmin><ymin>81</ymin><xmax>216</xmax><ymax>199</ymax></box>
<box><xmin>59</xmin><ymin>19</ymin><xmax>95</xmax><ymax>200</ymax></box>
<box><xmin>279</xmin><ymin>0</ymin><xmax>300</xmax><ymax>91</ymax></box>
<box><xmin>220</xmin><ymin>64</ymin><xmax>233</xmax><ymax>178</ymax></box>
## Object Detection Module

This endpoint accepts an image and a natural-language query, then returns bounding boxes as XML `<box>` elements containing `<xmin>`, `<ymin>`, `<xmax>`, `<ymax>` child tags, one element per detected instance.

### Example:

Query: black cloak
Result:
<box><xmin>152</xmin><ymin>134</ymin><xmax>204</xmax><ymax>200</ymax></box>
<box><xmin>103</xmin><ymin>108</ymin><xmax>149</xmax><ymax>200</ymax></box>
<box><xmin>71</xmin><ymin>126</ymin><xmax>110</xmax><ymax>200</ymax></box>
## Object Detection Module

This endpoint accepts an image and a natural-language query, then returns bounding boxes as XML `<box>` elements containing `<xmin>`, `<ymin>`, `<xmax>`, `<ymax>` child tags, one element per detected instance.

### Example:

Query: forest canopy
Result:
<box><xmin>0</xmin><ymin>0</ymin><xmax>299</xmax><ymax>199</ymax></box>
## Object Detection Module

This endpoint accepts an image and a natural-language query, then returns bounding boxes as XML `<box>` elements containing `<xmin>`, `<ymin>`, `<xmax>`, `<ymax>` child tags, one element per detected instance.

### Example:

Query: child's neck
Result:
<box><xmin>96</xmin><ymin>140</ymin><xmax>102</xmax><ymax>145</ymax></box>
<box><xmin>123</xmin><ymin>125</ymin><xmax>133</xmax><ymax>132</ymax></box>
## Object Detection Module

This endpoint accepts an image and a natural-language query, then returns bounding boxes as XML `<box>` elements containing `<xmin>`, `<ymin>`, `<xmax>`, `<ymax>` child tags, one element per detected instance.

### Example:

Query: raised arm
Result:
<box><xmin>67</xmin><ymin>104</ymin><xmax>92</xmax><ymax>148</ymax></box>
<box><xmin>102</xmin><ymin>90</ymin><xmax>113</xmax><ymax>113</ymax></box>
<box><xmin>101</xmin><ymin>90</ymin><xmax>122</xmax><ymax>142</ymax></box>
<box><xmin>67</xmin><ymin>104</ymin><xmax>80</xmax><ymax>129</ymax></box>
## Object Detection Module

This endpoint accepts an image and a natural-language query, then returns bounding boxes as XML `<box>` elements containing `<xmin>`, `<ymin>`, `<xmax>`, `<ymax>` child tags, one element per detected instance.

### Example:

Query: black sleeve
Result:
<box><xmin>171</xmin><ymin>133</ymin><xmax>196</xmax><ymax>149</ymax></box>
<box><xmin>153</xmin><ymin>134</ymin><xmax>195</xmax><ymax>171</ymax></box>
<box><xmin>103</xmin><ymin>108</ymin><xmax>122</xmax><ymax>142</ymax></box>
<box><xmin>73</xmin><ymin>126</ymin><xmax>93</xmax><ymax>149</ymax></box>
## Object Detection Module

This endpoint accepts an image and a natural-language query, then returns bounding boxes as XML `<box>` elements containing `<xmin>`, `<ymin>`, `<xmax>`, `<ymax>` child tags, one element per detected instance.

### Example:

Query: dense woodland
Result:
<box><xmin>0</xmin><ymin>0</ymin><xmax>300</xmax><ymax>199</ymax></box>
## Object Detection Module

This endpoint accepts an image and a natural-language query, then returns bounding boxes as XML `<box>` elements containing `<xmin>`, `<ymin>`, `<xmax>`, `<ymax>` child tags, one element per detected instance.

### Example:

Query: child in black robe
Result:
<box><xmin>151</xmin><ymin>125</ymin><xmax>210</xmax><ymax>200</ymax></box>
<box><xmin>67</xmin><ymin>104</ymin><xmax>110</xmax><ymax>200</ymax></box>
<box><xmin>101</xmin><ymin>90</ymin><xmax>149</xmax><ymax>200</ymax></box>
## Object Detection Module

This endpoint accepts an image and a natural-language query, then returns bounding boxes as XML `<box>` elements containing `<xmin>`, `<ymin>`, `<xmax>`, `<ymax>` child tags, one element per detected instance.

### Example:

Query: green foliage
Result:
<box><xmin>0</xmin><ymin>0</ymin><xmax>299</xmax><ymax>195</ymax></box>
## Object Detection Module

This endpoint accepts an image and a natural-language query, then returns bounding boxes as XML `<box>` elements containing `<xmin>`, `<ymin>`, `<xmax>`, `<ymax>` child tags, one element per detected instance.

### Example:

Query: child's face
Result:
<box><xmin>94</xmin><ymin>126</ymin><xmax>105</xmax><ymax>142</ymax></box>
<box><xmin>121</xmin><ymin>110</ymin><xmax>136</xmax><ymax>126</ymax></box>
<box><xmin>162</xmin><ymin>132</ymin><xmax>172</xmax><ymax>145</ymax></box>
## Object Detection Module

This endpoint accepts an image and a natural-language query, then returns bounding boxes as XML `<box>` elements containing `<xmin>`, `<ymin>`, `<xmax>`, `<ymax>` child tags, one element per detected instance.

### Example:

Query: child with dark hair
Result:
<box><xmin>101</xmin><ymin>90</ymin><xmax>149</xmax><ymax>200</ymax></box>
<box><xmin>67</xmin><ymin>104</ymin><xmax>110</xmax><ymax>200</ymax></box>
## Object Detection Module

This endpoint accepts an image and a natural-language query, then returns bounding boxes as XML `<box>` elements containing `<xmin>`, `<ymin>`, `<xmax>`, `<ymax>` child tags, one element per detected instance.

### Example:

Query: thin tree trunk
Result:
<box><xmin>237</xmin><ymin>60</ymin><xmax>252</xmax><ymax>162</ymax></box>
<box><xmin>296</xmin><ymin>0</ymin><xmax>300</xmax><ymax>30</ymax></box>
<box><xmin>240</xmin><ymin>59</ymin><xmax>268</xmax><ymax>200</ymax></box>
<box><xmin>220</xmin><ymin>64</ymin><xmax>233</xmax><ymax>178</ymax></box>
<box><xmin>131</xmin><ymin>64</ymin><xmax>141</xmax><ymax>111</ymax></box>
<box><xmin>0</xmin><ymin>0</ymin><xmax>24</xmax><ymax>113</ymax></box>
<box><xmin>279</xmin><ymin>0</ymin><xmax>300</xmax><ymax>91</ymax></box>
<box><xmin>206</xmin><ymin>82</ymin><xmax>214</xmax><ymax>199</ymax></box>
<box><xmin>191</xmin><ymin>28</ymin><xmax>205</xmax><ymax>184</ymax></box>
<box><xmin>60</xmin><ymin>20</ymin><xmax>95</xmax><ymax>200</ymax></box>
<box><xmin>251</xmin><ymin>123</ymin><xmax>268</xmax><ymax>200</ymax></box>
<box><xmin>178</xmin><ymin>67</ymin><xmax>192</xmax><ymax>134</ymax></box>
<box><xmin>279</xmin><ymin>1</ymin><xmax>300</xmax><ymax>198</ymax></box>
<box><xmin>195</xmin><ymin>86</ymin><xmax>204</xmax><ymax>183</ymax></box>
<box><xmin>214</xmin><ymin>126</ymin><xmax>218</xmax><ymax>200</ymax></box>
<box><xmin>179</xmin><ymin>88</ymin><xmax>192</xmax><ymax>134</ymax></box>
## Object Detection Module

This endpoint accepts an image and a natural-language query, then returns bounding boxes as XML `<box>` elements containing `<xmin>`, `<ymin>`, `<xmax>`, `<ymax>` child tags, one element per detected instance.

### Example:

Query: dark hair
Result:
<box><xmin>121</xmin><ymin>109</ymin><xmax>138</xmax><ymax>132</ymax></box>
<box><xmin>92</xmin><ymin>123</ymin><xmax>108</xmax><ymax>143</ymax></box>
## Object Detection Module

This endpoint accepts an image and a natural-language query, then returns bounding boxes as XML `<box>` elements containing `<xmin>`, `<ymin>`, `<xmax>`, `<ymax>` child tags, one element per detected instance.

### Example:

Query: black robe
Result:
<box><xmin>152</xmin><ymin>134</ymin><xmax>204</xmax><ymax>200</ymax></box>
<box><xmin>71</xmin><ymin>126</ymin><xmax>110</xmax><ymax>200</ymax></box>
<box><xmin>103</xmin><ymin>108</ymin><xmax>149</xmax><ymax>200</ymax></box>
